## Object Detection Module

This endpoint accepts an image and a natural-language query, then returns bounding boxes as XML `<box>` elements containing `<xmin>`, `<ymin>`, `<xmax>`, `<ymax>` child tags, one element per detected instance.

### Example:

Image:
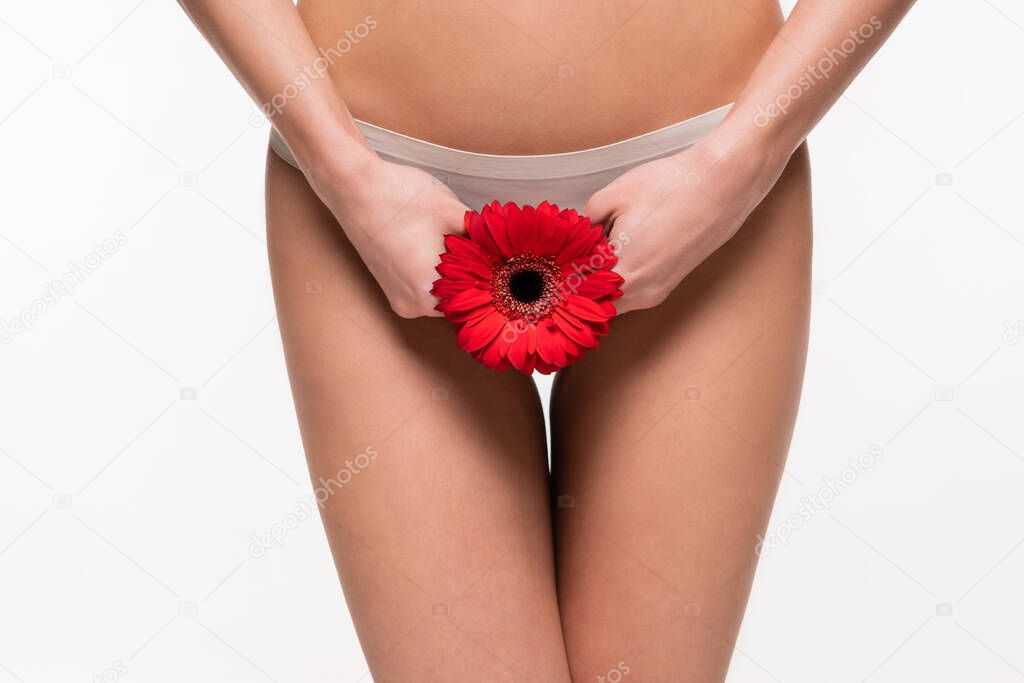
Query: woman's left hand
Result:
<box><xmin>583</xmin><ymin>134</ymin><xmax>788</xmax><ymax>314</ymax></box>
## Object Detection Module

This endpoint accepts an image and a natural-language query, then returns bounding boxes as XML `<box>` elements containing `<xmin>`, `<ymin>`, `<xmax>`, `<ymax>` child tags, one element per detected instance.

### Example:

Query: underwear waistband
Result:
<box><xmin>269</xmin><ymin>103</ymin><xmax>732</xmax><ymax>181</ymax></box>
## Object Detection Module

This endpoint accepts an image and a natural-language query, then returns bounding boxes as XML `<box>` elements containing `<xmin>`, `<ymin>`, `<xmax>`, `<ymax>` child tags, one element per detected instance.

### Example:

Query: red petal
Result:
<box><xmin>465</xmin><ymin>211</ymin><xmax>501</xmax><ymax>256</ymax></box>
<box><xmin>552</xmin><ymin>309</ymin><xmax>597</xmax><ymax>348</ymax></box>
<box><xmin>445</xmin><ymin>233</ymin><xmax>495</xmax><ymax>266</ymax></box>
<box><xmin>547</xmin><ymin>320</ymin><xmax>580</xmax><ymax>356</ymax></box>
<box><xmin>573</xmin><ymin>274</ymin><xmax>620</xmax><ymax>298</ymax></box>
<box><xmin>483</xmin><ymin>204</ymin><xmax>514</xmax><ymax>257</ymax></box>
<box><xmin>445</xmin><ymin>286</ymin><xmax>493</xmax><ymax>313</ymax></box>
<box><xmin>534</xmin><ymin>358</ymin><xmax>557</xmax><ymax>375</ymax></box>
<box><xmin>508</xmin><ymin>333</ymin><xmax>529</xmax><ymax>371</ymax></box>
<box><xmin>436</xmin><ymin>261</ymin><xmax>488</xmax><ymax>283</ymax></box>
<box><xmin>445</xmin><ymin>305</ymin><xmax>494</xmax><ymax>324</ymax></box>
<box><xmin>590</xmin><ymin>268</ymin><xmax>625</xmax><ymax>285</ymax></box>
<box><xmin>525</xmin><ymin>323</ymin><xmax>537</xmax><ymax>355</ymax></box>
<box><xmin>536</xmin><ymin>201</ymin><xmax>558</xmax><ymax>219</ymax></box>
<box><xmin>503</xmin><ymin>204</ymin><xmax>523</xmax><ymax>254</ymax></box>
<box><xmin>479</xmin><ymin>337</ymin><xmax>505</xmax><ymax>369</ymax></box>
<box><xmin>509</xmin><ymin>203</ymin><xmax>539</xmax><ymax>252</ymax></box>
<box><xmin>564</xmin><ymin>295</ymin><xmax>613</xmax><ymax>322</ymax></box>
<box><xmin>457</xmin><ymin>309</ymin><xmax>506</xmax><ymax>352</ymax></box>
<box><xmin>555</xmin><ymin>226</ymin><xmax>602</xmax><ymax>264</ymax></box>
<box><xmin>558</xmin><ymin>207</ymin><xmax>580</xmax><ymax>223</ymax></box>
<box><xmin>522</xmin><ymin>204</ymin><xmax>553</xmax><ymax>251</ymax></box>
<box><xmin>536</xmin><ymin>325</ymin><xmax>568</xmax><ymax>367</ymax></box>
<box><xmin>560</xmin><ymin>250</ymin><xmax>616</xmax><ymax>277</ymax></box>
<box><xmin>521</xmin><ymin>350</ymin><xmax>537</xmax><ymax>374</ymax></box>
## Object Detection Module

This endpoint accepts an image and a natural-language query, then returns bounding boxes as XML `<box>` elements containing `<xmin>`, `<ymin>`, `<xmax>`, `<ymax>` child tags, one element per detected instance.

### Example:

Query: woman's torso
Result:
<box><xmin>297</xmin><ymin>0</ymin><xmax>783</xmax><ymax>154</ymax></box>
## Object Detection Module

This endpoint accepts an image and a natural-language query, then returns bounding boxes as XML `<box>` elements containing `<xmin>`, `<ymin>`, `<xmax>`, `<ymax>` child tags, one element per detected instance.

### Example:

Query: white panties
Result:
<box><xmin>269</xmin><ymin>103</ymin><xmax>731</xmax><ymax>211</ymax></box>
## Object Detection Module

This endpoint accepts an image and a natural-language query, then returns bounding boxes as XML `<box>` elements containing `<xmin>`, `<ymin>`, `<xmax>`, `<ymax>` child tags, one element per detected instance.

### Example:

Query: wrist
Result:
<box><xmin>708</xmin><ymin>114</ymin><xmax>790</xmax><ymax>169</ymax></box>
<box><xmin>271</xmin><ymin>92</ymin><xmax>379</xmax><ymax>188</ymax></box>
<box><xmin>298</xmin><ymin>129</ymin><xmax>379</xmax><ymax>193</ymax></box>
<box><xmin>692</xmin><ymin>111</ymin><xmax>795</xmax><ymax>196</ymax></box>
<box><xmin>289</xmin><ymin>118</ymin><xmax>376</xmax><ymax>176</ymax></box>
<box><xmin>713</xmin><ymin>99</ymin><xmax>807</xmax><ymax>165</ymax></box>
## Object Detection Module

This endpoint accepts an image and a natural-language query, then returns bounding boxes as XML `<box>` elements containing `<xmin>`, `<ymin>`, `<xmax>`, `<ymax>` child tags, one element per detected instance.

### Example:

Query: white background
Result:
<box><xmin>2</xmin><ymin>1</ymin><xmax>1023</xmax><ymax>681</ymax></box>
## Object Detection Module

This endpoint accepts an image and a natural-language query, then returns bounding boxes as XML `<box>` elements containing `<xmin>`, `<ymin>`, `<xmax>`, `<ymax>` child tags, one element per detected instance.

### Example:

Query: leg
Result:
<box><xmin>265</xmin><ymin>151</ymin><xmax>571</xmax><ymax>682</ymax></box>
<box><xmin>552</xmin><ymin>146</ymin><xmax>813</xmax><ymax>682</ymax></box>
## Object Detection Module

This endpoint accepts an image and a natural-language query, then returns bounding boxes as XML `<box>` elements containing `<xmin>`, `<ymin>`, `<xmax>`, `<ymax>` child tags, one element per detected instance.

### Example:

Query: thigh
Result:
<box><xmin>551</xmin><ymin>146</ymin><xmax>813</xmax><ymax>683</ymax></box>
<box><xmin>265</xmin><ymin>151</ymin><xmax>571</xmax><ymax>682</ymax></box>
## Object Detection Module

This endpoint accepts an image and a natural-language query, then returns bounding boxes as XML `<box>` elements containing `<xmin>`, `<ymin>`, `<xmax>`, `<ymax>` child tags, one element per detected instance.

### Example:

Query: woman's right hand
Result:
<box><xmin>306</xmin><ymin>154</ymin><xmax>470</xmax><ymax>319</ymax></box>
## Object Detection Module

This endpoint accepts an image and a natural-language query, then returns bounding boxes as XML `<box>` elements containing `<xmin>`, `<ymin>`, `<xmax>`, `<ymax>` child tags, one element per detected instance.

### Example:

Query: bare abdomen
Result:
<box><xmin>296</xmin><ymin>0</ymin><xmax>783</xmax><ymax>153</ymax></box>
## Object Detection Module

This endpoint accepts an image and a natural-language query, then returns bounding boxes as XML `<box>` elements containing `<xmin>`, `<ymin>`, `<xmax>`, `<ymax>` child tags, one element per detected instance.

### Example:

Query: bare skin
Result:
<box><xmin>266</xmin><ymin>150</ymin><xmax>573</xmax><ymax>680</ymax></box>
<box><xmin>552</xmin><ymin>146</ymin><xmax>811</xmax><ymax>680</ymax></box>
<box><xmin>296</xmin><ymin>0</ymin><xmax>782</xmax><ymax>153</ymax></box>
<box><xmin>267</xmin><ymin>143</ymin><xmax>810</xmax><ymax>680</ymax></box>
<box><xmin>179</xmin><ymin>0</ymin><xmax>916</xmax><ymax>679</ymax></box>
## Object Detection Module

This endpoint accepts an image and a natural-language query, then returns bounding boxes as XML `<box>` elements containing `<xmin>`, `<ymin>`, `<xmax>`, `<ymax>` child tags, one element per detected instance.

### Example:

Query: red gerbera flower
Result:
<box><xmin>431</xmin><ymin>201</ymin><xmax>623</xmax><ymax>374</ymax></box>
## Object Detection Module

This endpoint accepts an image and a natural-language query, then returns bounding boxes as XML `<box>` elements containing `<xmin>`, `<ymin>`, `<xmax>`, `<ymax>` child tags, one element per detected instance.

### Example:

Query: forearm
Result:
<box><xmin>177</xmin><ymin>0</ymin><xmax>373</xmax><ymax>174</ymax></box>
<box><xmin>712</xmin><ymin>0</ymin><xmax>917</xmax><ymax>164</ymax></box>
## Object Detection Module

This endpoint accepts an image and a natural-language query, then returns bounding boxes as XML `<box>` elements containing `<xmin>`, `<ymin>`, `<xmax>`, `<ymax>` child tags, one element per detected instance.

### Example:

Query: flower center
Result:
<box><xmin>508</xmin><ymin>270</ymin><xmax>545</xmax><ymax>303</ymax></box>
<box><xmin>490</xmin><ymin>253</ymin><xmax>562</xmax><ymax>320</ymax></box>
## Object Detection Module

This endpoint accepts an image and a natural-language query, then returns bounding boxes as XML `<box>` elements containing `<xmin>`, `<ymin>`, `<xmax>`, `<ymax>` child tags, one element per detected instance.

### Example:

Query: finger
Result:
<box><xmin>447</xmin><ymin>202</ymin><xmax>472</xmax><ymax>235</ymax></box>
<box><xmin>582</xmin><ymin>189</ymin><xmax>617</xmax><ymax>227</ymax></box>
<box><xmin>614</xmin><ymin>288</ymin><xmax>641</xmax><ymax>316</ymax></box>
<box><xmin>614</xmin><ymin>295</ymin><xmax>635</xmax><ymax>316</ymax></box>
<box><xmin>423</xmin><ymin>294</ymin><xmax>445</xmax><ymax>318</ymax></box>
